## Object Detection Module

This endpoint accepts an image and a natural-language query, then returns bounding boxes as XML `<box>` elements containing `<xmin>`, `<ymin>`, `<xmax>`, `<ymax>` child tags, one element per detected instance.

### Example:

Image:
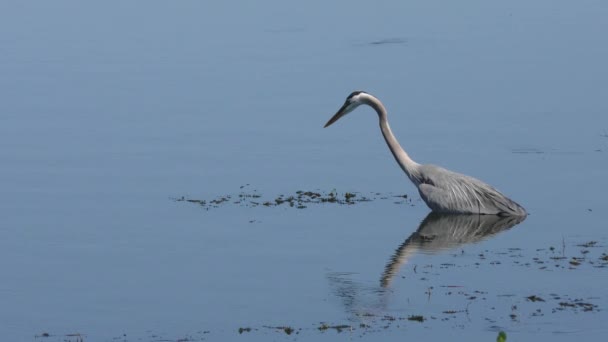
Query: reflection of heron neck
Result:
<box><xmin>367</xmin><ymin>97</ymin><xmax>420</xmax><ymax>182</ymax></box>
<box><xmin>381</xmin><ymin>239</ymin><xmax>419</xmax><ymax>288</ymax></box>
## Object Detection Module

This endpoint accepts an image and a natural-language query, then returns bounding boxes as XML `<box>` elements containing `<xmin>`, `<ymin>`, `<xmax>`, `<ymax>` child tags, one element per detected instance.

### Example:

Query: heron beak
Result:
<box><xmin>324</xmin><ymin>103</ymin><xmax>349</xmax><ymax>128</ymax></box>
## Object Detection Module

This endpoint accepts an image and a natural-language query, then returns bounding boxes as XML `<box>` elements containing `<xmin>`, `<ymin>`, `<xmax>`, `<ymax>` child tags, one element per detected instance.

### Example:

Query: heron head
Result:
<box><xmin>324</xmin><ymin>91</ymin><xmax>367</xmax><ymax>128</ymax></box>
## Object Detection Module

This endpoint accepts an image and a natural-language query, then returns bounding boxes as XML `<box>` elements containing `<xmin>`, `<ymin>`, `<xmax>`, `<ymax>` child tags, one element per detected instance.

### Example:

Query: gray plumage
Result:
<box><xmin>324</xmin><ymin>91</ymin><xmax>526</xmax><ymax>216</ymax></box>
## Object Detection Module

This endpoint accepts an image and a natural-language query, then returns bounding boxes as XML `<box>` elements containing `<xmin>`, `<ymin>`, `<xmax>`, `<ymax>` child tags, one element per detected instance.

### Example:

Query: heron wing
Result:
<box><xmin>417</xmin><ymin>165</ymin><xmax>526</xmax><ymax>215</ymax></box>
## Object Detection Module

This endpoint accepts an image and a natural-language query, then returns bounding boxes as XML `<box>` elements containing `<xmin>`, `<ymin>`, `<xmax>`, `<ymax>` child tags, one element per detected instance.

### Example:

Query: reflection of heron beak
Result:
<box><xmin>324</xmin><ymin>103</ymin><xmax>349</xmax><ymax>128</ymax></box>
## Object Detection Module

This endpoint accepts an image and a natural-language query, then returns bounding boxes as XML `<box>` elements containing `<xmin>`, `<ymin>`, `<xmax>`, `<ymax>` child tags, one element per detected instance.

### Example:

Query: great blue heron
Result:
<box><xmin>324</xmin><ymin>91</ymin><xmax>526</xmax><ymax>216</ymax></box>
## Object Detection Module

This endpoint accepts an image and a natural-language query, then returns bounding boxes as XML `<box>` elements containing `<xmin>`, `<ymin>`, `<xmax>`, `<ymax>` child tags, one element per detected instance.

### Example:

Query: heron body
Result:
<box><xmin>324</xmin><ymin>91</ymin><xmax>526</xmax><ymax>216</ymax></box>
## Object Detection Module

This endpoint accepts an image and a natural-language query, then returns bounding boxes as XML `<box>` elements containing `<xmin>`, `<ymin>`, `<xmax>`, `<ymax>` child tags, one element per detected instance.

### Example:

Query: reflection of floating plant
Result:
<box><xmin>557</xmin><ymin>300</ymin><xmax>597</xmax><ymax>312</ymax></box>
<box><xmin>407</xmin><ymin>315</ymin><xmax>425</xmax><ymax>322</ymax></box>
<box><xmin>318</xmin><ymin>323</ymin><xmax>352</xmax><ymax>332</ymax></box>
<box><xmin>526</xmin><ymin>295</ymin><xmax>545</xmax><ymax>302</ymax></box>
<box><xmin>237</xmin><ymin>327</ymin><xmax>251</xmax><ymax>334</ymax></box>
<box><xmin>263</xmin><ymin>326</ymin><xmax>296</xmax><ymax>335</ymax></box>
<box><xmin>175</xmin><ymin>187</ymin><xmax>411</xmax><ymax>211</ymax></box>
<box><xmin>35</xmin><ymin>333</ymin><xmax>84</xmax><ymax>342</ymax></box>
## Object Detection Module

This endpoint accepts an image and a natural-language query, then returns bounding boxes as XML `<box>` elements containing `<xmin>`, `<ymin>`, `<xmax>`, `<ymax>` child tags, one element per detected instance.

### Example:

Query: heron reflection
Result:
<box><xmin>381</xmin><ymin>213</ymin><xmax>526</xmax><ymax>287</ymax></box>
<box><xmin>326</xmin><ymin>213</ymin><xmax>526</xmax><ymax>320</ymax></box>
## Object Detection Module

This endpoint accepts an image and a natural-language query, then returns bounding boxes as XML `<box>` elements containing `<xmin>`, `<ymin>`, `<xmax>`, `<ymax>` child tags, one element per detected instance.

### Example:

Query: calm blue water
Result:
<box><xmin>1</xmin><ymin>1</ymin><xmax>607</xmax><ymax>341</ymax></box>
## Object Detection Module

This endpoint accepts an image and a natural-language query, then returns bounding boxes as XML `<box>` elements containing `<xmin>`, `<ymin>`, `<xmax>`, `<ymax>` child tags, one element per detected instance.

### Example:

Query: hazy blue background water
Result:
<box><xmin>1</xmin><ymin>1</ymin><xmax>607</xmax><ymax>341</ymax></box>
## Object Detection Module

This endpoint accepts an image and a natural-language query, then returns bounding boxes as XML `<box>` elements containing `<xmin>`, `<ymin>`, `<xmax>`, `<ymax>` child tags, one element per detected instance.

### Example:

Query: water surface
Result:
<box><xmin>1</xmin><ymin>1</ymin><xmax>607</xmax><ymax>341</ymax></box>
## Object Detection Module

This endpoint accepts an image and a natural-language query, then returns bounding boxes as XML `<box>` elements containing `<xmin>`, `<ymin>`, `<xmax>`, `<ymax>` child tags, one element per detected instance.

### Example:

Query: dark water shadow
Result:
<box><xmin>351</xmin><ymin>37</ymin><xmax>407</xmax><ymax>48</ymax></box>
<box><xmin>368</xmin><ymin>38</ymin><xmax>407</xmax><ymax>45</ymax></box>
<box><xmin>381</xmin><ymin>213</ymin><xmax>526</xmax><ymax>287</ymax></box>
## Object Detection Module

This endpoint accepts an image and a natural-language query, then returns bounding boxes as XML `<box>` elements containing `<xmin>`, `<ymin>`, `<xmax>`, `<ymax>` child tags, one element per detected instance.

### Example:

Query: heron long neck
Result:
<box><xmin>367</xmin><ymin>97</ymin><xmax>420</xmax><ymax>181</ymax></box>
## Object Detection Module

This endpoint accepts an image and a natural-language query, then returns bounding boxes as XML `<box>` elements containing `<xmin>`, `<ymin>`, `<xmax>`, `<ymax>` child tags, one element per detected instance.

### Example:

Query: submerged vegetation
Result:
<box><xmin>175</xmin><ymin>185</ymin><xmax>412</xmax><ymax>211</ymax></box>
